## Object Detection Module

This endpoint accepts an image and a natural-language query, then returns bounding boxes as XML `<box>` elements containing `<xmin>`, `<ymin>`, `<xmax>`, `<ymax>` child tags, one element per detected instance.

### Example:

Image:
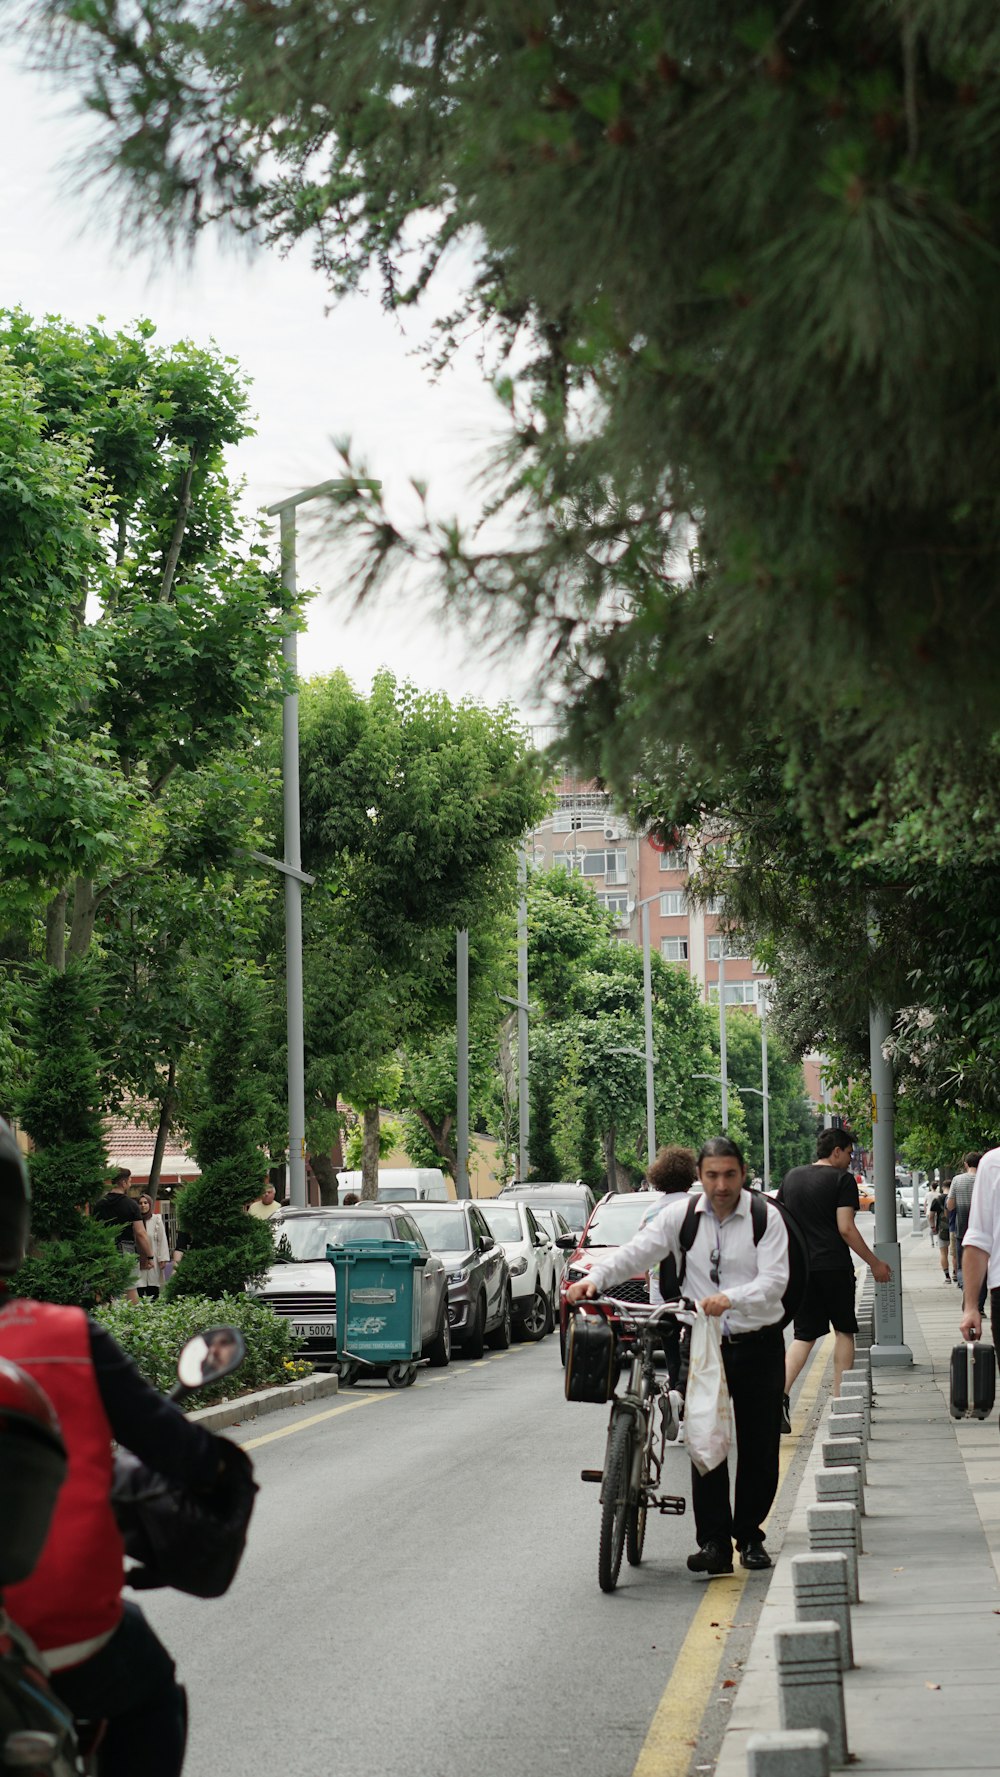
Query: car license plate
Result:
<box><xmin>291</xmin><ymin>1321</ymin><xmax>335</xmax><ymax>1338</ymax></box>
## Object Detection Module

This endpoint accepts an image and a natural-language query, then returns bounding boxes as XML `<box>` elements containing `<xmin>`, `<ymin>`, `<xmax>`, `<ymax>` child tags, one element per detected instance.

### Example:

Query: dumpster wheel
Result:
<box><xmin>387</xmin><ymin>1362</ymin><xmax>418</xmax><ymax>1389</ymax></box>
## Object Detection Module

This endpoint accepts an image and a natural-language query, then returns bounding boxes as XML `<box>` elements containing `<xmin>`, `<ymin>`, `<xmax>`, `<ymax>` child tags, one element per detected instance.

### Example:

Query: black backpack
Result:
<box><xmin>659</xmin><ymin>1190</ymin><xmax>809</xmax><ymax>1329</ymax></box>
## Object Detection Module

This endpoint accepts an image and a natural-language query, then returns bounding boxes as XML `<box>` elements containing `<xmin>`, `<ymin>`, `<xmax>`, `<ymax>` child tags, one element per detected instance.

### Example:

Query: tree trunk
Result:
<box><xmin>602</xmin><ymin>1127</ymin><xmax>618</xmax><ymax>1195</ymax></box>
<box><xmin>311</xmin><ymin>1150</ymin><xmax>340</xmax><ymax>1206</ymax></box>
<box><xmin>147</xmin><ymin>1062</ymin><xmax>176</xmax><ymax>1198</ymax></box>
<box><xmin>159</xmin><ymin>447</ymin><xmax>198</xmax><ymax>603</ymax></box>
<box><xmin>360</xmin><ymin>1105</ymin><xmax>381</xmax><ymax>1199</ymax></box>
<box><xmin>412</xmin><ymin>1108</ymin><xmax>458</xmax><ymax>1179</ymax></box>
<box><xmin>45</xmin><ymin>889</ymin><xmax>68</xmax><ymax>973</ymax></box>
<box><xmin>68</xmin><ymin>877</ymin><xmax>98</xmax><ymax>959</ymax></box>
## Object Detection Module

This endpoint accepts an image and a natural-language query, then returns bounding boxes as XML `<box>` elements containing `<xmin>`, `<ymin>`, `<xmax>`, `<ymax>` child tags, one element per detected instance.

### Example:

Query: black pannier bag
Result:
<box><xmin>565</xmin><ymin>1312</ymin><xmax>617</xmax><ymax>1404</ymax></box>
<box><xmin>949</xmin><ymin>1341</ymin><xmax>996</xmax><ymax>1420</ymax></box>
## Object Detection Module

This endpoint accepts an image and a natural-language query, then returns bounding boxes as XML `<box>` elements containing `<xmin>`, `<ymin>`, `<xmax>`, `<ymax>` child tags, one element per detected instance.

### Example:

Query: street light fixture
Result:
<box><xmin>265</xmin><ymin>477</ymin><xmax>379</xmax><ymax>1208</ymax></box>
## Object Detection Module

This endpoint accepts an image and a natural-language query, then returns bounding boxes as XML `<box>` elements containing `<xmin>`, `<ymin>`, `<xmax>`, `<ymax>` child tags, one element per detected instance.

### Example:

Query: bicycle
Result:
<box><xmin>577</xmin><ymin>1298</ymin><xmax>687</xmax><ymax>1592</ymax></box>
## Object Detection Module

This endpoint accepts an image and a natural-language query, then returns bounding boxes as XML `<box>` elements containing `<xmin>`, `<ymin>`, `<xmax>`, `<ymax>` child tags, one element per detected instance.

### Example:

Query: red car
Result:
<box><xmin>557</xmin><ymin>1190</ymin><xmax>669</xmax><ymax>1362</ymax></box>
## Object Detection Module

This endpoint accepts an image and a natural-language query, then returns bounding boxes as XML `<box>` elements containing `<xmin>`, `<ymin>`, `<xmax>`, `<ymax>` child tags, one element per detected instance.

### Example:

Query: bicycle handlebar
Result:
<box><xmin>576</xmin><ymin>1297</ymin><xmax>692</xmax><ymax>1323</ymax></box>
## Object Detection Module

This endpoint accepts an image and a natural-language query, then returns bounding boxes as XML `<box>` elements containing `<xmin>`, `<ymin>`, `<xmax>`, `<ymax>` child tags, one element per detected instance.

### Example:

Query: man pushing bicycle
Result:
<box><xmin>566</xmin><ymin>1136</ymin><xmax>790</xmax><ymax>1575</ymax></box>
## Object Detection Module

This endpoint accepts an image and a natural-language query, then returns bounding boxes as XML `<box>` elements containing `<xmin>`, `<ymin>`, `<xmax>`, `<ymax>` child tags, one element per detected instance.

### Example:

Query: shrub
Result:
<box><xmin>11</xmin><ymin>967</ymin><xmax>131</xmax><ymax>1308</ymax></box>
<box><xmin>95</xmin><ymin>1293</ymin><xmax>305</xmax><ymax>1407</ymax></box>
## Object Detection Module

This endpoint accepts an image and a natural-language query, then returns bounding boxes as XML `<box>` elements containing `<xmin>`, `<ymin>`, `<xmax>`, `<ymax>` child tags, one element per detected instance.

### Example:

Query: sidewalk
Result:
<box><xmin>716</xmin><ymin>1222</ymin><xmax>1000</xmax><ymax>1777</ymax></box>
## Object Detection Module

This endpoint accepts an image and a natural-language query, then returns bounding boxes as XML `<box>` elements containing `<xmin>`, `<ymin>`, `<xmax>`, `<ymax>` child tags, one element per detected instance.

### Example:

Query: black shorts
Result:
<box><xmin>793</xmin><ymin>1269</ymin><xmax>857</xmax><ymax>1342</ymax></box>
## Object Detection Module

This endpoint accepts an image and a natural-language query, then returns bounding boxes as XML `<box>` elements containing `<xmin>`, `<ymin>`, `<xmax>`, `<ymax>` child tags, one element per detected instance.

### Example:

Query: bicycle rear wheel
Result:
<box><xmin>598</xmin><ymin>1413</ymin><xmax>633</xmax><ymax>1592</ymax></box>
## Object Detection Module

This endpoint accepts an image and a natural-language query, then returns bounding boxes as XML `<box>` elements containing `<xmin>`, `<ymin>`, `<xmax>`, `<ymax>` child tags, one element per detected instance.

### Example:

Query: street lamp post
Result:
<box><xmin>455</xmin><ymin>929</ymin><xmax>470</xmax><ymax>1199</ymax></box>
<box><xmin>718</xmin><ymin>946</ymin><xmax>730</xmax><ymax>1131</ymax></box>
<box><xmin>265</xmin><ymin>477</ymin><xmax>379</xmax><ymax>1208</ymax></box>
<box><xmin>760</xmin><ymin>991</ymin><xmax>771</xmax><ymax>1189</ymax></box>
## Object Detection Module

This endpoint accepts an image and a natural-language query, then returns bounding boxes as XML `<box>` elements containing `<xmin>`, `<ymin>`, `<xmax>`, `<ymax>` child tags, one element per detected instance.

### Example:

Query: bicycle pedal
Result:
<box><xmin>652</xmin><ymin>1494</ymin><xmax>686</xmax><ymax>1515</ymax></box>
<box><xmin>580</xmin><ymin>1468</ymin><xmax>603</xmax><ymax>1483</ymax></box>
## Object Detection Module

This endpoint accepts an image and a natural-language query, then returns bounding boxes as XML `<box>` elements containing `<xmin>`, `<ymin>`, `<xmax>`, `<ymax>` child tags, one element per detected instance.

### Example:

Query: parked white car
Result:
<box><xmin>529</xmin><ymin>1207</ymin><xmax>575</xmax><ymax>1291</ymax></box>
<box><xmin>478</xmin><ymin>1200</ymin><xmax>559</xmax><ymax>1341</ymax></box>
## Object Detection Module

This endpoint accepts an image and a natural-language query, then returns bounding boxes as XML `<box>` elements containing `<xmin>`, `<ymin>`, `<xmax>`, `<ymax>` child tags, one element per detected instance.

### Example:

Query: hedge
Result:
<box><xmin>96</xmin><ymin>1293</ymin><xmax>307</xmax><ymax>1407</ymax></box>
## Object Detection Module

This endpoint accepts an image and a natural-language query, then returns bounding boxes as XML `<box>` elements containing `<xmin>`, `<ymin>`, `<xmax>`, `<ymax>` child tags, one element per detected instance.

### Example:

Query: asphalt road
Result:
<box><xmin>140</xmin><ymin>1338</ymin><xmax>715</xmax><ymax>1777</ymax></box>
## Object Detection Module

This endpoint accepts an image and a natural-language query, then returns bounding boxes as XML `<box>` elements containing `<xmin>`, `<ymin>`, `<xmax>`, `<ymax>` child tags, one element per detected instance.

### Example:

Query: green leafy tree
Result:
<box><xmin>24</xmin><ymin>3</ymin><xmax>1000</xmax><ymax>846</ymax></box>
<box><xmin>168</xmin><ymin>978</ymin><xmax>279</xmax><ymax>1299</ymax></box>
<box><xmin>11</xmin><ymin>968</ymin><xmax>131</xmax><ymax>1307</ymax></box>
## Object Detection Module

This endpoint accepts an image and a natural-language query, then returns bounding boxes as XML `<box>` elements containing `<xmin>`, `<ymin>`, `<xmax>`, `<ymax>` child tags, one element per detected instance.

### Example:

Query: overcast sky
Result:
<box><xmin>0</xmin><ymin>48</ymin><xmax>548</xmax><ymax>718</ymax></box>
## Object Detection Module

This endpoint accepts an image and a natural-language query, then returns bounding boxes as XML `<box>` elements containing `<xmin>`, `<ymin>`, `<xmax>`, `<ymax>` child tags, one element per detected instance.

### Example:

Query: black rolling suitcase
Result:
<box><xmin>949</xmin><ymin>1341</ymin><xmax>996</xmax><ymax>1419</ymax></box>
<box><xmin>565</xmin><ymin>1312</ymin><xmax>617</xmax><ymax>1404</ymax></box>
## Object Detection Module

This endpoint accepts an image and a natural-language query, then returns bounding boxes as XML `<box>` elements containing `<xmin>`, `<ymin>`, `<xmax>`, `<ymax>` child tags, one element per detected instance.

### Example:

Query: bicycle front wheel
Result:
<box><xmin>626</xmin><ymin>1455</ymin><xmax>648</xmax><ymax>1567</ymax></box>
<box><xmin>598</xmin><ymin>1412</ymin><xmax>633</xmax><ymax>1593</ymax></box>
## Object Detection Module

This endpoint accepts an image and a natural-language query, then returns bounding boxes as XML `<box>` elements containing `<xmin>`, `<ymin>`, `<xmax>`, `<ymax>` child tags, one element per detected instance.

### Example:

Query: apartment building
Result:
<box><xmin>529</xmin><ymin>774</ymin><xmax>770</xmax><ymax>1012</ymax></box>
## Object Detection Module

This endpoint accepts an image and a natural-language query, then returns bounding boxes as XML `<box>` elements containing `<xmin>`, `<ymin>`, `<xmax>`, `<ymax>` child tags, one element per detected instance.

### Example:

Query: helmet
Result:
<box><xmin>0</xmin><ymin>1116</ymin><xmax>30</xmax><ymax>1276</ymax></box>
<box><xmin>0</xmin><ymin>1359</ymin><xmax>67</xmax><ymax>1586</ymax></box>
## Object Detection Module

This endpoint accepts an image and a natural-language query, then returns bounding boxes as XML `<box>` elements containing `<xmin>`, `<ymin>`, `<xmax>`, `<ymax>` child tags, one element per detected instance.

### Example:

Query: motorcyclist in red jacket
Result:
<box><xmin>0</xmin><ymin>1118</ymin><xmax>247</xmax><ymax>1777</ymax></box>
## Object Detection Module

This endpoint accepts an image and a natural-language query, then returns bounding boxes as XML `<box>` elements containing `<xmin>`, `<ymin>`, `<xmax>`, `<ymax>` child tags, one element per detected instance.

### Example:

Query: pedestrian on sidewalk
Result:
<box><xmin>778</xmin><ymin>1128</ymin><xmax>891</xmax><ymax>1420</ymax></box>
<box><xmin>566</xmin><ymin>1136</ymin><xmax>789</xmax><ymax>1576</ymax></box>
<box><xmin>948</xmin><ymin>1154</ymin><xmax>981</xmax><ymax>1291</ymax></box>
<box><xmin>135</xmin><ymin>1191</ymin><xmax>170</xmax><ymax>1298</ymax></box>
<box><xmin>959</xmin><ymin>1149</ymin><xmax>998</xmax><ymax>1345</ymax></box>
<box><xmin>928</xmin><ymin>1179</ymin><xmax>953</xmax><ymax>1280</ymax></box>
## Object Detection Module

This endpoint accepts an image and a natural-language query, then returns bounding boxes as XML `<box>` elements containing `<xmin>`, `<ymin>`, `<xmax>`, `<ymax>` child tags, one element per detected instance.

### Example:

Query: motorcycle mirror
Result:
<box><xmin>176</xmin><ymin>1326</ymin><xmax>246</xmax><ymax>1391</ymax></box>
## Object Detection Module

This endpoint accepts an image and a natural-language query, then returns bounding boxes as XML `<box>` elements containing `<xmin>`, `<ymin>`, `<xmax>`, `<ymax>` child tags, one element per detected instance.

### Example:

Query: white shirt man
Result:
<box><xmin>959</xmin><ymin>1148</ymin><xmax>1000</xmax><ymax>1343</ymax></box>
<box><xmin>567</xmin><ymin>1139</ymin><xmax>789</xmax><ymax>1576</ymax></box>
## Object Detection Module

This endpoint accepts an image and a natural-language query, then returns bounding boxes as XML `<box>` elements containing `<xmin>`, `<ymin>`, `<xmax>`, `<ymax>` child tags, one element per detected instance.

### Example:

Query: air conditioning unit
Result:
<box><xmin>604</xmin><ymin>821</ymin><xmax>625</xmax><ymax>841</ymax></box>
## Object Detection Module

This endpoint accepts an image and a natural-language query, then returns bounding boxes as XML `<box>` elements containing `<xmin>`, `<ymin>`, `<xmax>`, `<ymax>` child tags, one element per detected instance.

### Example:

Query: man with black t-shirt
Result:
<box><xmin>92</xmin><ymin>1169</ymin><xmax>153</xmax><ymax>1303</ymax></box>
<box><xmin>778</xmin><ymin>1129</ymin><xmax>891</xmax><ymax>1424</ymax></box>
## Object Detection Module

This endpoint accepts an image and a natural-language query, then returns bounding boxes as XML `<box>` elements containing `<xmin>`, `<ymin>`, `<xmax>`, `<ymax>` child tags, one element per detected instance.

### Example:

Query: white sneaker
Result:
<box><xmin>659</xmin><ymin>1388</ymin><xmax>683</xmax><ymax>1442</ymax></box>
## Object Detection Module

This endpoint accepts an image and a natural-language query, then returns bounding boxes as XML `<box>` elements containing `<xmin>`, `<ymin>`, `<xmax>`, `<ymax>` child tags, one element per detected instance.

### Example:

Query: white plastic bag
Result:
<box><xmin>685</xmin><ymin>1310</ymin><xmax>732</xmax><ymax>1476</ymax></box>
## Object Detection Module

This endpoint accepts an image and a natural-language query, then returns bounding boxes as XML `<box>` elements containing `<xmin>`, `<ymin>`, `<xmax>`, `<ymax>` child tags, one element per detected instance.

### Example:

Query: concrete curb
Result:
<box><xmin>187</xmin><ymin>1370</ymin><xmax>339</xmax><ymax>1431</ymax></box>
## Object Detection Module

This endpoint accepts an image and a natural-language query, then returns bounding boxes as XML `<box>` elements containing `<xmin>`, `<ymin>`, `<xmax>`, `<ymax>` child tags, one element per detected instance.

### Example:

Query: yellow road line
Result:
<box><xmin>241</xmin><ymin>1392</ymin><xmax>386</xmax><ymax>1450</ymax></box>
<box><xmin>631</xmin><ymin>1336</ymin><xmax>834</xmax><ymax>1777</ymax></box>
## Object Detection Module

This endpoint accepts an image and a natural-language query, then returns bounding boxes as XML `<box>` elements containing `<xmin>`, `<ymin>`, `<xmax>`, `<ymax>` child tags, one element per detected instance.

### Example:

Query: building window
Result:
<box><xmin>707</xmin><ymin>936</ymin><xmax>749</xmax><ymax>961</ymax></box>
<box><xmin>598</xmin><ymin>892</ymin><xmax>630</xmax><ymax>919</ymax></box>
<box><xmin>705</xmin><ymin>895</ymin><xmax>724</xmax><ymax>915</ymax></box>
<box><xmin>660</xmin><ymin>937</ymin><xmax>689</xmax><ymax>962</ymax></box>
<box><xmin>579</xmin><ymin>849</ymin><xmax>627</xmax><ymax>883</ymax></box>
<box><xmin>659</xmin><ymin>891</ymin><xmax>686</xmax><ymax>917</ymax></box>
<box><xmin>658</xmin><ymin>847</ymin><xmax>688</xmax><ymax>872</ymax></box>
<box><xmin>709</xmin><ymin>981</ymin><xmax>758</xmax><ymax>1006</ymax></box>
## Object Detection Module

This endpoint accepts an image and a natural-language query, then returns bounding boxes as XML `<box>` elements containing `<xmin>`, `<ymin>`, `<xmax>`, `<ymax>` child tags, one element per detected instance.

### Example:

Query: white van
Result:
<box><xmin>336</xmin><ymin>1167</ymin><xmax>452</xmax><ymax>1203</ymax></box>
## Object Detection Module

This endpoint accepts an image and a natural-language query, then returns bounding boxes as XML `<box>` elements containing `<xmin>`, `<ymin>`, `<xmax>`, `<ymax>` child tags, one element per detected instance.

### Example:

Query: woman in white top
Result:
<box><xmin>136</xmin><ymin>1191</ymin><xmax>171</xmax><ymax>1296</ymax></box>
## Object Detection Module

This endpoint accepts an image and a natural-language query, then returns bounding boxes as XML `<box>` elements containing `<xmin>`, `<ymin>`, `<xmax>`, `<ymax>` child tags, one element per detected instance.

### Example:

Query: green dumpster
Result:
<box><xmin>328</xmin><ymin>1240</ymin><xmax>428</xmax><ymax>1388</ymax></box>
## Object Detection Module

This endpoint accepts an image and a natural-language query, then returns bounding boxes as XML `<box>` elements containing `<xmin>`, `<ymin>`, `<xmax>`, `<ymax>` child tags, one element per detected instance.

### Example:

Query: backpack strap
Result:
<box><xmin>675</xmin><ymin>1195</ymin><xmax>701</xmax><ymax>1290</ymax></box>
<box><xmin>749</xmin><ymin>1191</ymin><xmax>768</xmax><ymax>1246</ymax></box>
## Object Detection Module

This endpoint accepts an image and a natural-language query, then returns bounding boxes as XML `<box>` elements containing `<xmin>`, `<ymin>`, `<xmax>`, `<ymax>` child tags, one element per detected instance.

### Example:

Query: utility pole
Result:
<box><xmin>517</xmin><ymin>848</ymin><xmax>530</xmax><ymax>1181</ymax></box>
<box><xmin>760</xmin><ymin>990</ymin><xmax>771</xmax><ymax>1189</ymax></box>
<box><xmin>455</xmin><ymin>930</ymin><xmax>470</xmax><ymax>1199</ymax></box>
<box><xmin>641</xmin><ymin>901</ymin><xmax>656</xmax><ymax>1167</ymax></box>
<box><xmin>265</xmin><ymin>477</ymin><xmax>379</xmax><ymax>1208</ymax></box>
<box><xmin>718</xmin><ymin>945</ymin><xmax>730</xmax><ymax>1131</ymax></box>
<box><xmin>867</xmin><ymin>907</ymin><xmax>911</xmax><ymax>1366</ymax></box>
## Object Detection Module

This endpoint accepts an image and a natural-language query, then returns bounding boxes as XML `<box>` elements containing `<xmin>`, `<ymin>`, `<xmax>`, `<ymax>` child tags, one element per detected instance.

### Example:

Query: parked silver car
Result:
<box><xmin>406</xmin><ymin>1202</ymin><xmax>512</xmax><ymax>1357</ymax></box>
<box><xmin>252</xmin><ymin>1205</ymin><xmax>451</xmax><ymax>1369</ymax></box>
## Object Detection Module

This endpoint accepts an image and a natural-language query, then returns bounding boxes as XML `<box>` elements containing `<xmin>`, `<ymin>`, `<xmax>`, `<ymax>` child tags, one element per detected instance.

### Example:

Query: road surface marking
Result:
<box><xmin>241</xmin><ymin>1392</ymin><xmax>387</xmax><ymax>1450</ymax></box>
<box><xmin>631</xmin><ymin>1336</ymin><xmax>835</xmax><ymax>1777</ymax></box>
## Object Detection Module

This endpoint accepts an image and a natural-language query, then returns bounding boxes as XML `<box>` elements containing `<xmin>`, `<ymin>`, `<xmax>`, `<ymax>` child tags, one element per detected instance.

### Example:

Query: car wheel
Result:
<box><xmin>487</xmin><ymin>1289</ymin><xmax>513</xmax><ymax>1350</ymax></box>
<box><xmin>463</xmin><ymin>1294</ymin><xmax>486</xmax><ymax>1358</ymax></box>
<box><xmin>426</xmin><ymin>1306</ymin><xmax>451</xmax><ymax>1368</ymax></box>
<box><xmin>517</xmin><ymin>1285</ymin><xmax>548</xmax><ymax>1343</ymax></box>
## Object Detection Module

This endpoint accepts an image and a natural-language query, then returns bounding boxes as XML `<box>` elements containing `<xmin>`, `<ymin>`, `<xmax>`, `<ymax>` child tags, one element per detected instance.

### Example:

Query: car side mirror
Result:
<box><xmin>555</xmin><ymin>1234</ymin><xmax>577</xmax><ymax>1250</ymax></box>
<box><xmin>479</xmin><ymin>1235</ymin><xmax>494</xmax><ymax>1252</ymax></box>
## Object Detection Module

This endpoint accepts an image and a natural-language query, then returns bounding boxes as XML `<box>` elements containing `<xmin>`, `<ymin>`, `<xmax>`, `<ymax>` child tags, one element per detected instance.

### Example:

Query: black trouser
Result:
<box><xmin>990</xmin><ymin>1288</ymin><xmax>1000</xmax><ymax>1347</ymax></box>
<box><xmin>52</xmin><ymin>1602</ymin><xmax>187</xmax><ymax>1777</ymax></box>
<box><xmin>691</xmin><ymin>1324</ymin><xmax>785</xmax><ymax>1550</ymax></box>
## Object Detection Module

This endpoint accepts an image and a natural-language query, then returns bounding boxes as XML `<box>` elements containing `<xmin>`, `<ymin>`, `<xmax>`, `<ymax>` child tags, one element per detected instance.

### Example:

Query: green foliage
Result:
<box><xmin>343</xmin><ymin>1114</ymin><xmax>405</xmax><ymax>1169</ymax></box>
<box><xmin>719</xmin><ymin>1008</ymin><xmax>815</xmax><ymax>1183</ymax></box>
<box><xmin>26</xmin><ymin>4</ymin><xmax>1000</xmax><ymax>844</ymax></box>
<box><xmin>95</xmin><ymin>1293</ymin><xmax>304</xmax><ymax>1406</ymax></box>
<box><xmin>11</xmin><ymin>967</ymin><xmax>131</xmax><ymax>1306</ymax></box>
<box><xmin>168</xmin><ymin>978</ymin><xmax>279</xmax><ymax>1300</ymax></box>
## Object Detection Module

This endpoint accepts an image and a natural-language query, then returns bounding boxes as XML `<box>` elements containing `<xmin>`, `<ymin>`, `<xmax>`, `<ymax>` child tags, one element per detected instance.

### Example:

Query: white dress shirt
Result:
<box><xmin>585</xmin><ymin>1189</ymin><xmax>790</xmax><ymax>1333</ymax></box>
<box><xmin>962</xmin><ymin>1147</ymin><xmax>1000</xmax><ymax>1286</ymax></box>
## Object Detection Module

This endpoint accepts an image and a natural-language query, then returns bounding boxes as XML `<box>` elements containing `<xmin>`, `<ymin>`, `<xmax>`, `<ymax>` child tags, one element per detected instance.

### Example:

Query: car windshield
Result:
<box><xmin>409</xmin><ymin>1210</ymin><xmax>470</xmax><ymax>1252</ymax></box>
<box><xmin>277</xmin><ymin>1216</ymin><xmax>394</xmax><ymax>1260</ymax></box>
<box><xmin>480</xmin><ymin>1206</ymin><xmax>523</xmax><ymax>1243</ymax></box>
<box><xmin>584</xmin><ymin>1196</ymin><xmax>661</xmax><ymax>1247</ymax></box>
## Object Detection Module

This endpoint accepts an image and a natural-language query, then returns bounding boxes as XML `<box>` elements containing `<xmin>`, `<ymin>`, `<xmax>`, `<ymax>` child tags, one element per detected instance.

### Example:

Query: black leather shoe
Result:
<box><xmin>687</xmin><ymin>1540</ymin><xmax>734</xmax><ymax>1576</ymax></box>
<box><xmin>739</xmin><ymin>1543</ymin><xmax>772</xmax><ymax>1571</ymax></box>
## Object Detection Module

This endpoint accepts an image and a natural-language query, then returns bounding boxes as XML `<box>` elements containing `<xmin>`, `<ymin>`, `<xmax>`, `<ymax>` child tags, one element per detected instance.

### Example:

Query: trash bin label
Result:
<box><xmin>350</xmin><ymin>1287</ymin><xmax>396</xmax><ymax>1305</ymax></box>
<box><xmin>348</xmin><ymin>1316</ymin><xmax>389</xmax><ymax>1337</ymax></box>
